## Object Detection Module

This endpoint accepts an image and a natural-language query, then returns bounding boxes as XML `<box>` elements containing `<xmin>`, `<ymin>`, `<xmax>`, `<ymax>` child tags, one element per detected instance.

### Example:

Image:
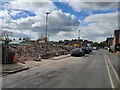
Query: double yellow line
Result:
<box><xmin>104</xmin><ymin>54</ymin><xmax>120</xmax><ymax>89</ymax></box>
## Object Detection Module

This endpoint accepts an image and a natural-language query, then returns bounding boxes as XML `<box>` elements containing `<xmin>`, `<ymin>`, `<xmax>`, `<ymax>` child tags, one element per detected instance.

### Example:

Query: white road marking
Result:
<box><xmin>105</xmin><ymin>55</ymin><xmax>120</xmax><ymax>84</ymax></box>
<box><xmin>104</xmin><ymin>55</ymin><xmax>115</xmax><ymax>89</ymax></box>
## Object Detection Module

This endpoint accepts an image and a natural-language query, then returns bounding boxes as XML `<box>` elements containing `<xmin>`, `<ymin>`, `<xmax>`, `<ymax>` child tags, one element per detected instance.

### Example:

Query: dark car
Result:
<box><xmin>87</xmin><ymin>44</ymin><xmax>93</xmax><ymax>52</ymax></box>
<box><xmin>71</xmin><ymin>48</ymin><xmax>85</xmax><ymax>56</ymax></box>
<box><xmin>82</xmin><ymin>47</ymin><xmax>91</xmax><ymax>54</ymax></box>
<box><xmin>108</xmin><ymin>47</ymin><xmax>112</xmax><ymax>52</ymax></box>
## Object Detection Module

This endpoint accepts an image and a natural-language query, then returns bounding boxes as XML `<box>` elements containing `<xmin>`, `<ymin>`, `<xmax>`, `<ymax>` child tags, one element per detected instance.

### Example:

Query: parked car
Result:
<box><xmin>82</xmin><ymin>47</ymin><xmax>91</xmax><ymax>54</ymax></box>
<box><xmin>108</xmin><ymin>47</ymin><xmax>112</xmax><ymax>52</ymax></box>
<box><xmin>71</xmin><ymin>48</ymin><xmax>85</xmax><ymax>56</ymax></box>
<box><xmin>104</xmin><ymin>47</ymin><xmax>109</xmax><ymax>50</ymax></box>
<box><xmin>93</xmin><ymin>47</ymin><xmax>99</xmax><ymax>50</ymax></box>
<box><xmin>87</xmin><ymin>45</ymin><xmax>92</xmax><ymax>52</ymax></box>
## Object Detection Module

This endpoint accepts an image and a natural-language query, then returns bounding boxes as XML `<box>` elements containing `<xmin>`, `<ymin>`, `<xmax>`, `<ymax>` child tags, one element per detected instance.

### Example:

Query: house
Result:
<box><xmin>106</xmin><ymin>37</ymin><xmax>114</xmax><ymax>47</ymax></box>
<box><xmin>82</xmin><ymin>40</ymin><xmax>93</xmax><ymax>47</ymax></box>
<box><xmin>114</xmin><ymin>29</ymin><xmax>120</xmax><ymax>51</ymax></box>
<box><xmin>114</xmin><ymin>29</ymin><xmax>120</xmax><ymax>45</ymax></box>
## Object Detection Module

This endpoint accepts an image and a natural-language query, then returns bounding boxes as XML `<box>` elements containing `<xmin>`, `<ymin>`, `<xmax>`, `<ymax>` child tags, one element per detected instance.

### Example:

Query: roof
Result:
<box><xmin>0</xmin><ymin>40</ymin><xmax>33</xmax><ymax>45</ymax></box>
<box><xmin>9</xmin><ymin>40</ymin><xmax>23</xmax><ymax>45</ymax></box>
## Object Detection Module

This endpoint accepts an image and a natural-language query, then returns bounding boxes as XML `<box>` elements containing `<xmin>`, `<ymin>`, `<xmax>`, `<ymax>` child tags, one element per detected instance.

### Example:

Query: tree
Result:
<box><xmin>23</xmin><ymin>37</ymin><xmax>31</xmax><ymax>41</ymax></box>
<box><xmin>92</xmin><ymin>42</ymin><xmax>99</xmax><ymax>47</ymax></box>
<box><xmin>19</xmin><ymin>37</ymin><xmax>22</xmax><ymax>40</ymax></box>
<box><xmin>99</xmin><ymin>41</ymin><xmax>107</xmax><ymax>48</ymax></box>
<box><xmin>2</xmin><ymin>31</ymin><xmax>13</xmax><ymax>45</ymax></box>
<box><xmin>2</xmin><ymin>30</ymin><xmax>12</xmax><ymax>40</ymax></box>
<box><xmin>23</xmin><ymin>38</ymin><xmax>25</xmax><ymax>41</ymax></box>
<box><xmin>13</xmin><ymin>39</ymin><xmax>15</xmax><ymax>40</ymax></box>
<box><xmin>59</xmin><ymin>40</ymin><xmax>64</xmax><ymax>43</ymax></box>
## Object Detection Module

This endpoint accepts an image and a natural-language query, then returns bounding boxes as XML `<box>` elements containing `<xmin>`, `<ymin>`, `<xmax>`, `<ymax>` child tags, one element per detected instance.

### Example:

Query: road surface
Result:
<box><xmin>2</xmin><ymin>49</ymin><xmax>120</xmax><ymax>88</ymax></box>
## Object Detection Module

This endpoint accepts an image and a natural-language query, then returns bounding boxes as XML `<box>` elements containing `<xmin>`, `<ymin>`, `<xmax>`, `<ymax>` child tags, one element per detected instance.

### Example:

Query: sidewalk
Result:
<box><xmin>49</xmin><ymin>54</ymin><xmax>71</xmax><ymax>60</ymax></box>
<box><xmin>2</xmin><ymin>54</ymin><xmax>71</xmax><ymax>75</ymax></box>
<box><xmin>114</xmin><ymin>51</ymin><xmax>120</xmax><ymax>55</ymax></box>
<box><xmin>117</xmin><ymin>51</ymin><xmax>120</xmax><ymax>55</ymax></box>
<box><xmin>2</xmin><ymin>63</ymin><xmax>29</xmax><ymax>75</ymax></box>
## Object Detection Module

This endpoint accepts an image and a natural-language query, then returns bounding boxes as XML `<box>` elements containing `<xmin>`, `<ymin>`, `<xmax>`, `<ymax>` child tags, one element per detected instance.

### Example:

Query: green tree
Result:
<box><xmin>99</xmin><ymin>41</ymin><xmax>107</xmax><ymax>48</ymax></box>
<box><xmin>19</xmin><ymin>37</ymin><xmax>22</xmax><ymax>40</ymax></box>
<box><xmin>92</xmin><ymin>42</ymin><xmax>99</xmax><ymax>47</ymax></box>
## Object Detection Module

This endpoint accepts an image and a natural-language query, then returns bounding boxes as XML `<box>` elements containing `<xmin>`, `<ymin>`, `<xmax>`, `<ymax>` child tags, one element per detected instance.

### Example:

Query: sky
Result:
<box><xmin>0</xmin><ymin>0</ymin><xmax>119</xmax><ymax>42</ymax></box>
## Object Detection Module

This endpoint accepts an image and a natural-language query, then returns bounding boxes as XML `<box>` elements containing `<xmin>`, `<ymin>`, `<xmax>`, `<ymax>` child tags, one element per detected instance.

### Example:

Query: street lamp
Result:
<box><xmin>77</xmin><ymin>30</ymin><xmax>81</xmax><ymax>47</ymax></box>
<box><xmin>46</xmin><ymin>12</ymin><xmax>50</xmax><ymax>42</ymax></box>
<box><xmin>45</xmin><ymin>12</ymin><xmax>50</xmax><ymax>58</ymax></box>
<box><xmin>78</xmin><ymin>30</ymin><xmax>81</xmax><ymax>41</ymax></box>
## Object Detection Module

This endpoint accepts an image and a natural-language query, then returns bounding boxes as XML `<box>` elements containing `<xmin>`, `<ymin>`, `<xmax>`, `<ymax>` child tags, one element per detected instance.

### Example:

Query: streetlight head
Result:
<box><xmin>46</xmin><ymin>12</ymin><xmax>50</xmax><ymax>14</ymax></box>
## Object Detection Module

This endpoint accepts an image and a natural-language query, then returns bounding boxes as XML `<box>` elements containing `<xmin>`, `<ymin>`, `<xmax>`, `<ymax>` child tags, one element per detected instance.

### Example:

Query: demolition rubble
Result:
<box><xmin>7</xmin><ymin>43</ymin><xmax>71</xmax><ymax>63</ymax></box>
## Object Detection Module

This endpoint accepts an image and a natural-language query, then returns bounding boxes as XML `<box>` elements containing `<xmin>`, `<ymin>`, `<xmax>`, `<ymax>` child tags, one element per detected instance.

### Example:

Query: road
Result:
<box><xmin>2</xmin><ymin>49</ymin><xmax>120</xmax><ymax>88</ymax></box>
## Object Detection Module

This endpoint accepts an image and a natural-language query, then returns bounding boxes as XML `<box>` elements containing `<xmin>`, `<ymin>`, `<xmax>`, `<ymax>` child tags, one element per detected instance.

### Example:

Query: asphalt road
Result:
<box><xmin>2</xmin><ymin>49</ymin><xmax>120</xmax><ymax>88</ymax></box>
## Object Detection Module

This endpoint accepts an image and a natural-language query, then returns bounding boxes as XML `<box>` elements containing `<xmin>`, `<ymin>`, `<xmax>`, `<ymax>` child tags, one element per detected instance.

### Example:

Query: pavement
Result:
<box><xmin>49</xmin><ymin>54</ymin><xmax>71</xmax><ymax>60</ymax></box>
<box><xmin>2</xmin><ymin>63</ymin><xmax>29</xmax><ymax>75</ymax></box>
<box><xmin>2</xmin><ymin>54</ymin><xmax>71</xmax><ymax>75</ymax></box>
<box><xmin>117</xmin><ymin>51</ymin><xmax>120</xmax><ymax>55</ymax></box>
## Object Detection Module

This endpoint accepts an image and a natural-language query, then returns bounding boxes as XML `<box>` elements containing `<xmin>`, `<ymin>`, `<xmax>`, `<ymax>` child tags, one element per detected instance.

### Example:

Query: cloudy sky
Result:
<box><xmin>0</xmin><ymin>0</ymin><xmax>119</xmax><ymax>42</ymax></box>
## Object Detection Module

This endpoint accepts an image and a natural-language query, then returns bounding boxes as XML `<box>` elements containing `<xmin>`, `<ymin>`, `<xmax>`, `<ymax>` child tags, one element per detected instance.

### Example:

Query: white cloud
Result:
<box><xmin>67</xmin><ymin>2</ymin><xmax>118</xmax><ymax>12</ymax></box>
<box><xmin>1</xmin><ymin>1</ymin><xmax>80</xmax><ymax>40</ymax></box>
<box><xmin>1</xmin><ymin>1</ymin><xmax>119</xmax><ymax>42</ymax></box>
<box><xmin>32</xmin><ymin>9</ymin><xmax>80</xmax><ymax>36</ymax></box>
<box><xmin>0</xmin><ymin>10</ymin><xmax>11</xmax><ymax>23</ymax></box>
<box><xmin>10</xmin><ymin>11</ymin><xmax>21</xmax><ymax>16</ymax></box>
<box><xmin>58</xmin><ymin>0</ymin><xmax>119</xmax><ymax>2</ymax></box>
<box><xmin>80</xmin><ymin>12</ymin><xmax>118</xmax><ymax>42</ymax></box>
<box><xmin>10</xmin><ymin>0</ymin><xmax>57</xmax><ymax>13</ymax></box>
<box><xmin>3</xmin><ymin>28</ymin><xmax>39</xmax><ymax>39</ymax></box>
<box><xmin>49</xmin><ymin>11</ymin><xmax>118</xmax><ymax>42</ymax></box>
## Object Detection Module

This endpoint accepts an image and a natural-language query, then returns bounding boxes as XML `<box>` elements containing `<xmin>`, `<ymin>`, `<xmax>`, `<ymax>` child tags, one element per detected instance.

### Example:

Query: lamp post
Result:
<box><xmin>78</xmin><ymin>30</ymin><xmax>80</xmax><ymax>41</ymax></box>
<box><xmin>45</xmin><ymin>12</ymin><xmax>50</xmax><ymax>58</ymax></box>
<box><xmin>46</xmin><ymin>12</ymin><xmax>50</xmax><ymax>42</ymax></box>
<box><xmin>77</xmin><ymin>30</ymin><xmax>81</xmax><ymax>47</ymax></box>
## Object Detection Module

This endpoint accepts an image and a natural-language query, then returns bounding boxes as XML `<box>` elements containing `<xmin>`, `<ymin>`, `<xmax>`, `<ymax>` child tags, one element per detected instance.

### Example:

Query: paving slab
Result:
<box><xmin>49</xmin><ymin>54</ymin><xmax>71</xmax><ymax>60</ymax></box>
<box><xmin>2</xmin><ymin>63</ymin><xmax>29</xmax><ymax>75</ymax></box>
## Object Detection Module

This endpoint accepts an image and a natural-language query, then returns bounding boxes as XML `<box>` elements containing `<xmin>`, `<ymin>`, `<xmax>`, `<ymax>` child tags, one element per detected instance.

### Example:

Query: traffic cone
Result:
<box><xmin>13</xmin><ymin>55</ymin><xmax>17</xmax><ymax>63</ymax></box>
<box><xmin>37</xmin><ymin>54</ymin><xmax>42</xmax><ymax>61</ymax></box>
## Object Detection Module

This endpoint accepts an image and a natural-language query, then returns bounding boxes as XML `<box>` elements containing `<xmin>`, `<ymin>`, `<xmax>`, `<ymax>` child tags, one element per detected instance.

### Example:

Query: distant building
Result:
<box><xmin>114</xmin><ymin>29</ymin><xmax>120</xmax><ymax>45</ymax></box>
<box><xmin>106</xmin><ymin>37</ymin><xmax>114</xmax><ymax>47</ymax></box>
<box><xmin>82</xmin><ymin>40</ymin><xmax>93</xmax><ymax>47</ymax></box>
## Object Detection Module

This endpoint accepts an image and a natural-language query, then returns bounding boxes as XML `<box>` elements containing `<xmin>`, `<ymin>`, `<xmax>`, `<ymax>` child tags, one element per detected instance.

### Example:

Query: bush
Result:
<box><xmin>111</xmin><ymin>48</ymin><xmax>116</xmax><ymax>53</ymax></box>
<box><xmin>115</xmin><ymin>44</ymin><xmax>120</xmax><ymax>51</ymax></box>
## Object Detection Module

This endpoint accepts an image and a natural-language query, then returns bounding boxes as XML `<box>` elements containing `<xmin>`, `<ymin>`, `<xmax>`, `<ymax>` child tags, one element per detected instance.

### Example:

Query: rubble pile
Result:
<box><xmin>10</xmin><ymin>43</ymin><xmax>71</xmax><ymax>62</ymax></box>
